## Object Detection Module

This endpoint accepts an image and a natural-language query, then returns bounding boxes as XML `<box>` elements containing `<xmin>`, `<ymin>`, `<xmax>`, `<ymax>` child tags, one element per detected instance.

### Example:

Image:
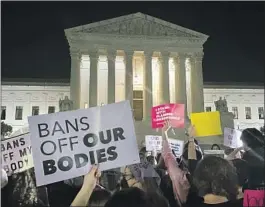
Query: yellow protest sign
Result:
<box><xmin>190</xmin><ymin>111</ymin><xmax>222</xmax><ymax>137</ymax></box>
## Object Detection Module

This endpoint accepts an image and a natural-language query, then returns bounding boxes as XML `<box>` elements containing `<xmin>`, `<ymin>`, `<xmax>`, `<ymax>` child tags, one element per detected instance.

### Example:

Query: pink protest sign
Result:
<box><xmin>151</xmin><ymin>104</ymin><xmax>185</xmax><ymax>129</ymax></box>
<box><xmin>243</xmin><ymin>190</ymin><xmax>265</xmax><ymax>207</ymax></box>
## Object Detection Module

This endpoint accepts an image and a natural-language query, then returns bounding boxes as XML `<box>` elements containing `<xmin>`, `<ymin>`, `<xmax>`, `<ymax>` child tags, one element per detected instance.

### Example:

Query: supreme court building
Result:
<box><xmin>65</xmin><ymin>12</ymin><xmax>208</xmax><ymax>126</ymax></box>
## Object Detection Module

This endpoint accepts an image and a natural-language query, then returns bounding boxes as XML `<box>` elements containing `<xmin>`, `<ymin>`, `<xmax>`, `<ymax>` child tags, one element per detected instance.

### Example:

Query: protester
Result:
<box><xmin>181</xmin><ymin>139</ymin><xmax>203</xmax><ymax>175</ymax></box>
<box><xmin>125</xmin><ymin>157</ymin><xmax>162</xmax><ymax>195</ymax></box>
<box><xmin>2</xmin><ymin>168</ymin><xmax>49</xmax><ymax>207</ymax></box>
<box><xmin>231</xmin><ymin>159</ymin><xmax>249</xmax><ymax>199</ymax></box>
<box><xmin>161</xmin><ymin>121</ymin><xmax>191</xmax><ymax>206</ymax></box>
<box><xmin>71</xmin><ymin>165</ymin><xmax>101</xmax><ymax>206</ymax></box>
<box><xmin>72</xmin><ymin>165</ymin><xmax>169</xmax><ymax>207</ymax></box>
<box><xmin>105</xmin><ymin>187</ymin><xmax>169</xmax><ymax>207</ymax></box>
<box><xmin>225</xmin><ymin>146</ymin><xmax>244</xmax><ymax>160</ymax></box>
<box><xmin>5</xmin><ymin>103</ymin><xmax>265</xmax><ymax>207</ymax></box>
<box><xmin>240</xmin><ymin>128</ymin><xmax>265</xmax><ymax>190</ymax></box>
<box><xmin>191</xmin><ymin>156</ymin><xmax>243</xmax><ymax>206</ymax></box>
<box><xmin>88</xmin><ymin>186</ymin><xmax>111</xmax><ymax>207</ymax></box>
<box><xmin>1</xmin><ymin>169</ymin><xmax>8</xmax><ymax>189</ymax></box>
<box><xmin>211</xmin><ymin>144</ymin><xmax>221</xmax><ymax>150</ymax></box>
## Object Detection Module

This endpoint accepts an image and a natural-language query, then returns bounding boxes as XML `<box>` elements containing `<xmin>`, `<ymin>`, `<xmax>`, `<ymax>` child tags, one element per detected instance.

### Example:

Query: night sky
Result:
<box><xmin>2</xmin><ymin>1</ymin><xmax>264</xmax><ymax>83</ymax></box>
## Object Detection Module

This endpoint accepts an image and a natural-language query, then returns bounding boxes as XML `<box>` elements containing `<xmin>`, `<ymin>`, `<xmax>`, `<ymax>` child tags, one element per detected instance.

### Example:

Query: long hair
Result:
<box><xmin>193</xmin><ymin>156</ymin><xmax>239</xmax><ymax>200</ymax></box>
<box><xmin>241</xmin><ymin>128</ymin><xmax>264</xmax><ymax>149</ymax></box>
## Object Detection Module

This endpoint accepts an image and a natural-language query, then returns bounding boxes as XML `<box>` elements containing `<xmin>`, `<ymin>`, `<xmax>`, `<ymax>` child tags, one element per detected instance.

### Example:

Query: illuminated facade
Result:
<box><xmin>1</xmin><ymin>80</ymin><xmax>263</xmax><ymax>134</ymax></box>
<box><xmin>3</xmin><ymin>13</ymin><xmax>263</xmax><ymax>144</ymax></box>
<box><xmin>64</xmin><ymin>12</ymin><xmax>209</xmax><ymax>123</ymax></box>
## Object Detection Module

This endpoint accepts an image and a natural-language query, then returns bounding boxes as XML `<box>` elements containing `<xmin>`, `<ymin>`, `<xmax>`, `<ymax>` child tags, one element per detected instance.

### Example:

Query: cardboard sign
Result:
<box><xmin>151</xmin><ymin>104</ymin><xmax>185</xmax><ymax>129</ymax></box>
<box><xmin>243</xmin><ymin>190</ymin><xmax>265</xmax><ymax>207</ymax></box>
<box><xmin>223</xmin><ymin>127</ymin><xmax>243</xmax><ymax>148</ymax></box>
<box><xmin>169</xmin><ymin>139</ymin><xmax>184</xmax><ymax>157</ymax></box>
<box><xmin>1</xmin><ymin>134</ymin><xmax>33</xmax><ymax>174</ymax></box>
<box><xmin>28</xmin><ymin>101</ymin><xmax>140</xmax><ymax>186</ymax></box>
<box><xmin>203</xmin><ymin>150</ymin><xmax>224</xmax><ymax>158</ymax></box>
<box><xmin>190</xmin><ymin>111</ymin><xmax>222</xmax><ymax>137</ymax></box>
<box><xmin>145</xmin><ymin>135</ymin><xmax>162</xmax><ymax>151</ymax></box>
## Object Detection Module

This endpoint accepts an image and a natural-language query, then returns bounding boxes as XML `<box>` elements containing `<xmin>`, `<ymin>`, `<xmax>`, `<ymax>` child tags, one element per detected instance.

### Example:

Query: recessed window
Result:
<box><xmin>258</xmin><ymin>107</ymin><xmax>264</xmax><ymax>119</ymax></box>
<box><xmin>15</xmin><ymin>106</ymin><xmax>23</xmax><ymax>120</ymax></box>
<box><xmin>32</xmin><ymin>106</ymin><xmax>39</xmax><ymax>116</ymax></box>
<box><xmin>48</xmin><ymin>106</ymin><xmax>55</xmax><ymax>114</ymax></box>
<box><xmin>205</xmin><ymin>107</ymin><xmax>212</xmax><ymax>112</ymax></box>
<box><xmin>232</xmin><ymin>107</ymin><xmax>238</xmax><ymax>119</ymax></box>
<box><xmin>1</xmin><ymin>106</ymin><xmax>6</xmax><ymax>120</ymax></box>
<box><xmin>245</xmin><ymin>107</ymin><xmax>252</xmax><ymax>119</ymax></box>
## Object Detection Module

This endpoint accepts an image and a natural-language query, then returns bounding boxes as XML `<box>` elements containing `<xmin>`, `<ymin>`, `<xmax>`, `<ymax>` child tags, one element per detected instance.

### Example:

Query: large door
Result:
<box><xmin>133</xmin><ymin>90</ymin><xmax>143</xmax><ymax>121</ymax></box>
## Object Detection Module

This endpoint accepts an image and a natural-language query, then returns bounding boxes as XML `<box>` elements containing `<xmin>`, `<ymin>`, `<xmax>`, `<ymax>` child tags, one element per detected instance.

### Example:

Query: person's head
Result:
<box><xmin>122</xmin><ymin>166</ymin><xmax>143</xmax><ymax>189</ymax></box>
<box><xmin>89</xmin><ymin>188</ymin><xmax>111</xmax><ymax>207</ymax></box>
<box><xmin>211</xmin><ymin>144</ymin><xmax>221</xmax><ymax>150</ymax></box>
<box><xmin>224</xmin><ymin>148</ymin><xmax>234</xmax><ymax>155</ymax></box>
<box><xmin>231</xmin><ymin>159</ymin><xmax>248</xmax><ymax>188</ymax></box>
<box><xmin>104</xmin><ymin>187</ymin><xmax>148</xmax><ymax>207</ymax></box>
<box><xmin>193</xmin><ymin>156</ymin><xmax>238</xmax><ymax>201</ymax></box>
<box><xmin>104</xmin><ymin>187</ymin><xmax>169</xmax><ymax>207</ymax></box>
<box><xmin>240</xmin><ymin>128</ymin><xmax>264</xmax><ymax>150</ymax></box>
<box><xmin>122</xmin><ymin>166</ymin><xmax>162</xmax><ymax>195</ymax></box>
<box><xmin>146</xmin><ymin>155</ymin><xmax>156</xmax><ymax>166</ymax></box>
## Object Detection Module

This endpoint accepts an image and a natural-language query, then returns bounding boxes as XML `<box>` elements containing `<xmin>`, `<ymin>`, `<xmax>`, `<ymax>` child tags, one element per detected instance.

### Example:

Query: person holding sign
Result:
<box><xmin>71</xmin><ymin>164</ymin><xmax>101</xmax><ymax>206</ymax></box>
<box><xmin>161</xmin><ymin>121</ymin><xmax>190</xmax><ymax>206</ymax></box>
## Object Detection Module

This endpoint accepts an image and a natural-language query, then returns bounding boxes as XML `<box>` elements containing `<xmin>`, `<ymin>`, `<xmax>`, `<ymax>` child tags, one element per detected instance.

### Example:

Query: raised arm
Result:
<box><xmin>161</xmin><ymin>122</ymin><xmax>190</xmax><ymax>205</ymax></box>
<box><xmin>71</xmin><ymin>165</ymin><xmax>101</xmax><ymax>207</ymax></box>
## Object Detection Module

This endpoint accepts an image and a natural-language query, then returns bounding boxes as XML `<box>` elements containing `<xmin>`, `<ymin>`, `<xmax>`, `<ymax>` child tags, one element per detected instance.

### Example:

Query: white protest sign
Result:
<box><xmin>168</xmin><ymin>138</ymin><xmax>184</xmax><ymax>157</ymax></box>
<box><xmin>145</xmin><ymin>135</ymin><xmax>162</xmax><ymax>151</ymax></box>
<box><xmin>223</xmin><ymin>127</ymin><xmax>243</xmax><ymax>148</ymax></box>
<box><xmin>28</xmin><ymin>100</ymin><xmax>140</xmax><ymax>186</ymax></box>
<box><xmin>145</xmin><ymin>136</ymin><xmax>184</xmax><ymax>157</ymax></box>
<box><xmin>204</xmin><ymin>150</ymin><xmax>225</xmax><ymax>158</ymax></box>
<box><xmin>1</xmin><ymin>133</ymin><xmax>33</xmax><ymax>174</ymax></box>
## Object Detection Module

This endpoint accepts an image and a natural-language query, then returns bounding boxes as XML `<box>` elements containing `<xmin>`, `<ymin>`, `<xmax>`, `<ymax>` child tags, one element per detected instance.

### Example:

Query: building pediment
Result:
<box><xmin>65</xmin><ymin>12</ymin><xmax>208</xmax><ymax>40</ymax></box>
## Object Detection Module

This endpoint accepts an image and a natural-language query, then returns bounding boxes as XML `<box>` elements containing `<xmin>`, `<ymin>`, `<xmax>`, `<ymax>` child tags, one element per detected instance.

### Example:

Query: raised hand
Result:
<box><xmin>71</xmin><ymin>165</ymin><xmax>101</xmax><ymax>206</ymax></box>
<box><xmin>82</xmin><ymin>164</ymin><xmax>101</xmax><ymax>191</ymax></box>
<box><xmin>187</xmin><ymin>124</ymin><xmax>196</xmax><ymax>139</ymax></box>
<box><xmin>162</xmin><ymin>120</ymin><xmax>171</xmax><ymax>133</ymax></box>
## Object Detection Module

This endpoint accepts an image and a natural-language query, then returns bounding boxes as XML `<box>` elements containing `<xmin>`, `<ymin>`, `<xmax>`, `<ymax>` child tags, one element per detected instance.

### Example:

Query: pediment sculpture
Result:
<box><xmin>79</xmin><ymin>18</ymin><xmax>197</xmax><ymax>38</ymax></box>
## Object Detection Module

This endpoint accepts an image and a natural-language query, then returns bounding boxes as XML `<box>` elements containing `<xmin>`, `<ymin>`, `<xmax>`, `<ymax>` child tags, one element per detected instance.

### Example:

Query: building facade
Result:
<box><xmin>64</xmin><ymin>12</ymin><xmax>209</xmax><ymax>120</ymax></box>
<box><xmin>1</xmin><ymin>13</ymin><xmax>264</xmax><ymax>144</ymax></box>
<box><xmin>1</xmin><ymin>80</ymin><xmax>264</xmax><ymax>133</ymax></box>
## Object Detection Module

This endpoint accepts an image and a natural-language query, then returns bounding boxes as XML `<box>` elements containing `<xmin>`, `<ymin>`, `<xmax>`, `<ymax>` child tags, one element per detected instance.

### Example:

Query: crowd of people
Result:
<box><xmin>1</xmin><ymin>123</ymin><xmax>265</xmax><ymax>207</ymax></box>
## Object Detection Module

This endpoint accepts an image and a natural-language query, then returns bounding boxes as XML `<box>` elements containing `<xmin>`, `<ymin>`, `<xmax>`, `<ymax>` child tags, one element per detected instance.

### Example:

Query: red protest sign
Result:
<box><xmin>243</xmin><ymin>190</ymin><xmax>265</xmax><ymax>207</ymax></box>
<box><xmin>151</xmin><ymin>104</ymin><xmax>185</xmax><ymax>129</ymax></box>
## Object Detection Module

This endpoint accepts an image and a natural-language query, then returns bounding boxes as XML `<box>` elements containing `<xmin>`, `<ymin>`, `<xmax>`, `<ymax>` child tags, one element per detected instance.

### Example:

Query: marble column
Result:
<box><xmin>143</xmin><ymin>51</ymin><xmax>153</xmax><ymax>121</ymax></box>
<box><xmin>124</xmin><ymin>50</ymin><xmax>134</xmax><ymax>108</ymax></box>
<box><xmin>89</xmin><ymin>51</ymin><xmax>99</xmax><ymax>107</ymax></box>
<box><xmin>70</xmin><ymin>49</ymin><xmax>81</xmax><ymax>109</ymax></box>
<box><xmin>159</xmin><ymin>52</ymin><xmax>170</xmax><ymax>104</ymax></box>
<box><xmin>107</xmin><ymin>50</ymin><xmax>116</xmax><ymax>104</ymax></box>
<box><xmin>190</xmin><ymin>52</ymin><xmax>204</xmax><ymax>113</ymax></box>
<box><xmin>174</xmin><ymin>53</ymin><xmax>187</xmax><ymax>116</ymax></box>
